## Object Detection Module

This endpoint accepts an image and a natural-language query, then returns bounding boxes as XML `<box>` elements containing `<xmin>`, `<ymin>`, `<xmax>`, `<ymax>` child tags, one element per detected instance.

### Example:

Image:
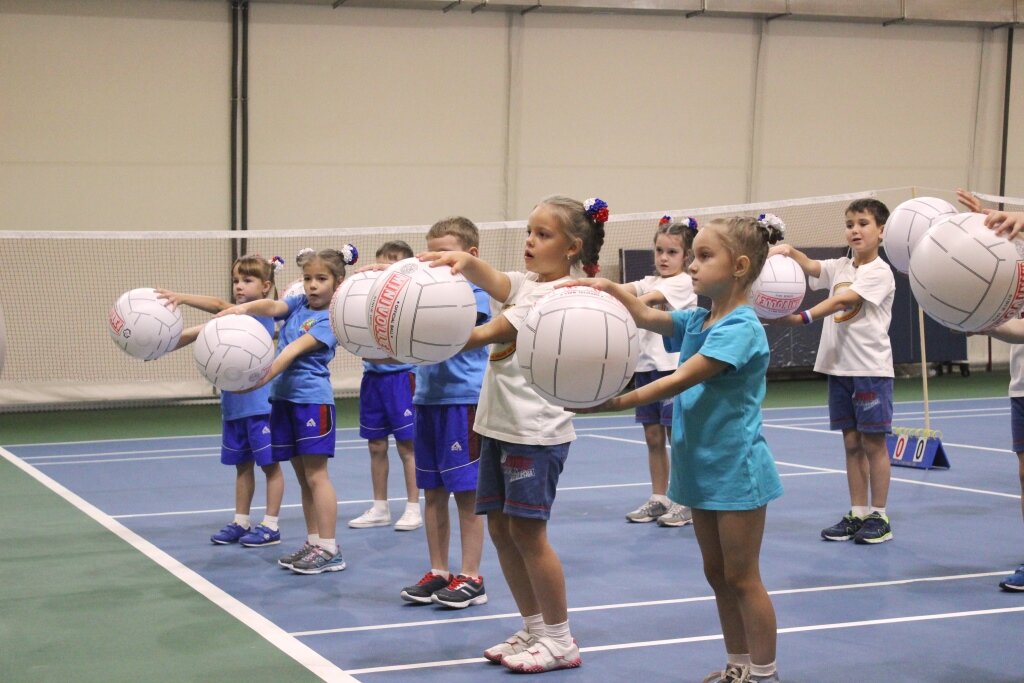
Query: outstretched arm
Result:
<box><xmin>581</xmin><ymin>352</ymin><xmax>728</xmax><ymax>413</ymax></box>
<box><xmin>238</xmin><ymin>332</ymin><xmax>322</xmax><ymax>393</ymax></box>
<box><xmin>768</xmin><ymin>244</ymin><xmax>821</xmax><ymax>278</ymax></box>
<box><xmin>956</xmin><ymin>188</ymin><xmax>1024</xmax><ymax>240</ymax></box>
<box><xmin>155</xmin><ymin>289</ymin><xmax>231</xmax><ymax>314</ymax></box>
<box><xmin>983</xmin><ymin>318</ymin><xmax>1024</xmax><ymax>344</ymax></box>
<box><xmin>772</xmin><ymin>287</ymin><xmax>862</xmax><ymax>327</ymax></box>
<box><xmin>560</xmin><ymin>278</ymin><xmax>675</xmax><ymax>336</ymax></box>
<box><xmin>419</xmin><ymin>251</ymin><xmax>512</xmax><ymax>303</ymax></box>
<box><xmin>215</xmin><ymin>298</ymin><xmax>289</xmax><ymax>319</ymax></box>
<box><xmin>462</xmin><ymin>315</ymin><xmax>517</xmax><ymax>351</ymax></box>
<box><xmin>171</xmin><ymin>324</ymin><xmax>204</xmax><ymax>351</ymax></box>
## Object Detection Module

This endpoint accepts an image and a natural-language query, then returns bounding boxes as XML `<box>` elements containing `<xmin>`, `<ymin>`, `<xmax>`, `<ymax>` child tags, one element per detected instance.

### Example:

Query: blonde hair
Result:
<box><xmin>705</xmin><ymin>216</ymin><xmax>784</xmax><ymax>288</ymax></box>
<box><xmin>536</xmin><ymin>195</ymin><xmax>606</xmax><ymax>276</ymax></box>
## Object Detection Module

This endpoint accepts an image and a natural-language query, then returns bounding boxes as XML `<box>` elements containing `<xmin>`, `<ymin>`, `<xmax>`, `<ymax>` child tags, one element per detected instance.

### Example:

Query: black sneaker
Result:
<box><xmin>400</xmin><ymin>571</ymin><xmax>450</xmax><ymax>604</ymax></box>
<box><xmin>853</xmin><ymin>512</ymin><xmax>893</xmax><ymax>544</ymax></box>
<box><xmin>431</xmin><ymin>574</ymin><xmax>488</xmax><ymax>609</ymax></box>
<box><xmin>821</xmin><ymin>513</ymin><xmax>863</xmax><ymax>541</ymax></box>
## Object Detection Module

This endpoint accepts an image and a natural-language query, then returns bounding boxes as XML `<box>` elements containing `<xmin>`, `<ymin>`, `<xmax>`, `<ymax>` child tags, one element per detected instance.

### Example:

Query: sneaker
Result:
<box><xmin>625</xmin><ymin>498</ymin><xmax>669</xmax><ymax>523</ymax></box>
<box><xmin>484</xmin><ymin>630</ymin><xmax>537</xmax><ymax>664</ymax></box>
<box><xmin>657</xmin><ymin>502</ymin><xmax>693</xmax><ymax>527</ymax></box>
<box><xmin>239</xmin><ymin>524</ymin><xmax>281</xmax><ymax>547</ymax></box>
<box><xmin>702</xmin><ymin>665</ymin><xmax>747</xmax><ymax>683</ymax></box>
<box><xmin>278</xmin><ymin>542</ymin><xmax>313</xmax><ymax>569</ymax></box>
<box><xmin>431</xmin><ymin>574</ymin><xmax>487</xmax><ymax>609</ymax></box>
<box><xmin>853</xmin><ymin>512</ymin><xmax>893</xmax><ymax>544</ymax></box>
<box><xmin>348</xmin><ymin>506</ymin><xmax>391</xmax><ymax>529</ymax></box>
<box><xmin>290</xmin><ymin>545</ymin><xmax>347</xmax><ymax>574</ymax></box>
<box><xmin>501</xmin><ymin>635</ymin><xmax>581</xmax><ymax>673</ymax></box>
<box><xmin>394</xmin><ymin>507</ymin><xmax>423</xmax><ymax>532</ymax></box>
<box><xmin>998</xmin><ymin>564</ymin><xmax>1024</xmax><ymax>592</ymax></box>
<box><xmin>820</xmin><ymin>512</ymin><xmax>864</xmax><ymax>541</ymax></box>
<box><xmin>400</xmin><ymin>571</ymin><xmax>450</xmax><ymax>604</ymax></box>
<box><xmin>210</xmin><ymin>522</ymin><xmax>249</xmax><ymax>545</ymax></box>
<box><xmin>750</xmin><ymin>674</ymin><xmax>781</xmax><ymax>683</ymax></box>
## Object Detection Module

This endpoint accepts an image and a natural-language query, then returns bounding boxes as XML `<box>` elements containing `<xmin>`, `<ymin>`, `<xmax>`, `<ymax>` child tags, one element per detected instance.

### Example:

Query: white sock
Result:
<box><xmin>523</xmin><ymin>613</ymin><xmax>546</xmax><ymax>637</ymax></box>
<box><xmin>851</xmin><ymin>506</ymin><xmax>870</xmax><ymax>519</ymax></box>
<box><xmin>234</xmin><ymin>514</ymin><xmax>251</xmax><ymax>528</ymax></box>
<box><xmin>544</xmin><ymin>620</ymin><xmax>572</xmax><ymax>650</ymax></box>
<box><xmin>727</xmin><ymin>653</ymin><xmax>752</xmax><ymax>668</ymax></box>
<box><xmin>869</xmin><ymin>506</ymin><xmax>887</xmax><ymax>519</ymax></box>
<box><xmin>307</xmin><ymin>533</ymin><xmax>320</xmax><ymax>545</ymax></box>
<box><xmin>405</xmin><ymin>501</ymin><xmax>420</xmax><ymax>513</ymax></box>
<box><xmin>373</xmin><ymin>500</ymin><xmax>389</xmax><ymax>514</ymax></box>
<box><xmin>431</xmin><ymin>568</ymin><xmax>451</xmax><ymax>580</ymax></box>
<box><xmin>261</xmin><ymin>515</ymin><xmax>279</xmax><ymax>531</ymax></box>
<box><xmin>651</xmin><ymin>494</ymin><xmax>670</xmax><ymax>506</ymax></box>
<box><xmin>750</xmin><ymin>661</ymin><xmax>777</xmax><ymax>678</ymax></box>
<box><xmin>320</xmin><ymin>538</ymin><xmax>338</xmax><ymax>554</ymax></box>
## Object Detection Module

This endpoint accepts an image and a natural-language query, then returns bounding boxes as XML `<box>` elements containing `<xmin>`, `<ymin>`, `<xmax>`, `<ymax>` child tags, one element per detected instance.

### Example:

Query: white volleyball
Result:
<box><xmin>884</xmin><ymin>197</ymin><xmax>957</xmax><ymax>274</ymax></box>
<box><xmin>330</xmin><ymin>270</ymin><xmax>389</xmax><ymax>359</ymax></box>
<box><xmin>749</xmin><ymin>254</ymin><xmax>806</xmax><ymax>319</ymax></box>
<box><xmin>192</xmin><ymin>314</ymin><xmax>275</xmax><ymax>391</ymax></box>
<box><xmin>909</xmin><ymin>212</ymin><xmax>1024</xmax><ymax>332</ymax></box>
<box><xmin>517</xmin><ymin>287</ymin><xmax>640</xmax><ymax>409</ymax></box>
<box><xmin>108</xmin><ymin>288</ymin><xmax>183</xmax><ymax>361</ymax></box>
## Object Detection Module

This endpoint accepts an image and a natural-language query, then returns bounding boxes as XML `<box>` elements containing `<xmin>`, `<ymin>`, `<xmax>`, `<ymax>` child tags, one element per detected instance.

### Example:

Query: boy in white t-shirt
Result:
<box><xmin>771</xmin><ymin>198</ymin><xmax>896</xmax><ymax>544</ymax></box>
<box><xmin>623</xmin><ymin>217</ymin><xmax>698</xmax><ymax>527</ymax></box>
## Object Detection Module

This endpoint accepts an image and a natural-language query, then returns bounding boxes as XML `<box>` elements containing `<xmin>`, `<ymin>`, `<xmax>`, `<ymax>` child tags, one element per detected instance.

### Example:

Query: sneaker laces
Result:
<box><xmin>417</xmin><ymin>571</ymin><xmax>441</xmax><ymax>586</ymax></box>
<box><xmin>447</xmin><ymin>575</ymin><xmax>468</xmax><ymax>590</ymax></box>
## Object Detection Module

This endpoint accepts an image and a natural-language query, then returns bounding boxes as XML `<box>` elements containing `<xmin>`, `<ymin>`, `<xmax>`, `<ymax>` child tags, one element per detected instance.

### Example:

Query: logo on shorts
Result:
<box><xmin>853</xmin><ymin>390</ymin><xmax>879</xmax><ymax>410</ymax></box>
<box><xmin>451</xmin><ymin>441</ymin><xmax>462</xmax><ymax>452</ymax></box>
<box><xmin>262</xmin><ymin>426</ymin><xmax>270</xmax><ymax>434</ymax></box>
<box><xmin>501</xmin><ymin>453</ymin><xmax>535</xmax><ymax>482</ymax></box>
<box><xmin>403</xmin><ymin>408</ymin><xmax>412</xmax><ymax>417</ymax></box>
<box><xmin>306</xmin><ymin>418</ymin><xmax>316</xmax><ymax>427</ymax></box>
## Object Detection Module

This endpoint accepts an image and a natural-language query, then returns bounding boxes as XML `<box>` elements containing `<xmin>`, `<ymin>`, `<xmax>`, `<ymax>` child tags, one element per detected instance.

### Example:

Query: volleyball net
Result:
<box><xmin>1</xmin><ymin>185</ymin><xmax>1011</xmax><ymax>411</ymax></box>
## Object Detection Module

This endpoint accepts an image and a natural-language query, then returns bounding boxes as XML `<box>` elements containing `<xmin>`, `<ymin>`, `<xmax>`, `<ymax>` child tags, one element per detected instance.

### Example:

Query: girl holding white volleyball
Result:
<box><xmin>623</xmin><ymin>216</ymin><xmax>699</xmax><ymax>527</ymax></box>
<box><xmin>218</xmin><ymin>246</ymin><xmax>357</xmax><ymax>575</ymax></box>
<box><xmin>569</xmin><ymin>216</ymin><xmax>785</xmax><ymax>683</ymax></box>
<box><xmin>156</xmin><ymin>255</ymin><xmax>284</xmax><ymax>548</ymax></box>
<box><xmin>419</xmin><ymin>195</ymin><xmax>607</xmax><ymax>673</ymax></box>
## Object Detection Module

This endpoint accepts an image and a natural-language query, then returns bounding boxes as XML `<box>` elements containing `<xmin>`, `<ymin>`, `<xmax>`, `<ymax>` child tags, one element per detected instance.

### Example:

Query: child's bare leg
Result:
<box><xmin>643</xmin><ymin>423</ymin><xmax>669</xmax><ymax>496</ymax></box>
<box><xmin>290</xmin><ymin>457</ymin><xmax>317</xmax><ymax>535</ymax></box>
<box><xmin>301</xmin><ymin>455</ymin><xmax>337</xmax><ymax>540</ymax></box>
<box><xmin>692</xmin><ymin>508</ymin><xmax>748</xmax><ymax>656</ymax></box>
<box><xmin>717</xmin><ymin>508</ymin><xmax>776</xmax><ymax>666</ymax></box>
<box><xmin>843</xmin><ymin>429</ymin><xmax>869</xmax><ymax>508</ymax></box>
<box><xmin>862</xmin><ymin>432</ymin><xmax>891</xmax><ymax>508</ymax></box>
<box><xmin>396</xmin><ymin>438</ymin><xmax>419</xmax><ymax>504</ymax></box>
<box><xmin>508</xmin><ymin>516</ymin><xmax>567</xmax><ymax>624</ymax></box>
<box><xmin>455</xmin><ymin>489</ymin><xmax>483</xmax><ymax>577</ymax></box>
<box><xmin>423</xmin><ymin>487</ymin><xmax>450</xmax><ymax>571</ymax></box>
<box><xmin>487</xmin><ymin>510</ymin><xmax>539</xmax><ymax>617</ymax></box>
<box><xmin>261</xmin><ymin>462</ymin><xmax>284</xmax><ymax>517</ymax></box>
<box><xmin>367</xmin><ymin>437</ymin><xmax>390</xmax><ymax>502</ymax></box>
<box><xmin>235</xmin><ymin>461</ymin><xmax>256</xmax><ymax>515</ymax></box>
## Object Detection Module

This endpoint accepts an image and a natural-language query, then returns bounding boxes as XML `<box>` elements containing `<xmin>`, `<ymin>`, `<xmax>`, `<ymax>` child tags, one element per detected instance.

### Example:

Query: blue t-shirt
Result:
<box><xmin>664</xmin><ymin>305</ymin><xmax>783</xmax><ymax>510</ymax></box>
<box><xmin>362</xmin><ymin>360</ymin><xmax>415</xmax><ymax>374</ymax></box>
<box><xmin>413</xmin><ymin>284</ymin><xmax>491</xmax><ymax>405</ymax></box>
<box><xmin>221</xmin><ymin>314</ymin><xmax>275</xmax><ymax>420</ymax></box>
<box><xmin>270</xmin><ymin>296</ymin><xmax>337</xmax><ymax>405</ymax></box>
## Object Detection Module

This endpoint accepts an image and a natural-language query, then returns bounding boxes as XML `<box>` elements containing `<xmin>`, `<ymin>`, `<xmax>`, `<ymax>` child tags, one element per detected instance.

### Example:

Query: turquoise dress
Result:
<box><xmin>665</xmin><ymin>305</ymin><xmax>783</xmax><ymax>511</ymax></box>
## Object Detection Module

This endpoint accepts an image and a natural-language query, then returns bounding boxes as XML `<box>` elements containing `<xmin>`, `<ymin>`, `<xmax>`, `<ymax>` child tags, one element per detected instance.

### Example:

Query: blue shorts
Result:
<box><xmin>1010</xmin><ymin>397</ymin><xmax>1024</xmax><ymax>453</ymax></box>
<box><xmin>633</xmin><ymin>369</ymin><xmax>673</xmax><ymax>426</ymax></box>
<box><xmin>221</xmin><ymin>415</ymin><xmax>273</xmax><ymax>466</ymax></box>
<box><xmin>414</xmin><ymin>404</ymin><xmax>480</xmax><ymax>493</ymax></box>
<box><xmin>359</xmin><ymin>371</ymin><xmax>416</xmax><ymax>441</ymax></box>
<box><xmin>827</xmin><ymin>376</ymin><xmax>893</xmax><ymax>433</ymax></box>
<box><xmin>270</xmin><ymin>401</ymin><xmax>336</xmax><ymax>461</ymax></box>
<box><xmin>475</xmin><ymin>436</ymin><xmax>569</xmax><ymax>521</ymax></box>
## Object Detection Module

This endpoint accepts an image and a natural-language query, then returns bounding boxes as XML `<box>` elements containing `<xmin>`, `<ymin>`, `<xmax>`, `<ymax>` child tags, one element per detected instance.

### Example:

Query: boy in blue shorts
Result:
<box><xmin>349</xmin><ymin>241</ymin><xmax>422</xmax><ymax>531</ymax></box>
<box><xmin>772</xmin><ymin>198</ymin><xmax>896</xmax><ymax>544</ymax></box>
<box><xmin>400</xmin><ymin>217</ymin><xmax>491</xmax><ymax>608</ymax></box>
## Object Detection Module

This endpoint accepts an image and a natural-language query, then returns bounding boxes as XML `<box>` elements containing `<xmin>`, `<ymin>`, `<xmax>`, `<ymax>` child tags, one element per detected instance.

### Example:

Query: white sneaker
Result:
<box><xmin>394</xmin><ymin>507</ymin><xmax>423</xmax><ymax>531</ymax></box>
<box><xmin>483</xmin><ymin>630</ymin><xmax>536</xmax><ymax>664</ymax></box>
<box><xmin>501</xmin><ymin>635</ymin><xmax>581</xmax><ymax>673</ymax></box>
<box><xmin>657</xmin><ymin>502</ymin><xmax>694</xmax><ymax>527</ymax></box>
<box><xmin>348</xmin><ymin>506</ymin><xmax>391</xmax><ymax>528</ymax></box>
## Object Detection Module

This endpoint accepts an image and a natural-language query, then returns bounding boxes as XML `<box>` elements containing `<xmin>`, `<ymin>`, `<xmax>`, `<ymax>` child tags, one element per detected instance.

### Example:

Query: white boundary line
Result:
<box><xmin>0</xmin><ymin>445</ymin><xmax>360</xmax><ymax>683</ymax></box>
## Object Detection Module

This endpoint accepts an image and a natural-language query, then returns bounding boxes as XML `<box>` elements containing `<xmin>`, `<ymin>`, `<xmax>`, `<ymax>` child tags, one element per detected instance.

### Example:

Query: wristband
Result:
<box><xmin>800</xmin><ymin>310</ymin><xmax>813</xmax><ymax>325</ymax></box>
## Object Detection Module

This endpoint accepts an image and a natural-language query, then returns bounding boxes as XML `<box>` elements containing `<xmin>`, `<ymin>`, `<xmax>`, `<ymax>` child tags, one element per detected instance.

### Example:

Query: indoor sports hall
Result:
<box><xmin>2</xmin><ymin>2</ymin><xmax>1023</xmax><ymax>682</ymax></box>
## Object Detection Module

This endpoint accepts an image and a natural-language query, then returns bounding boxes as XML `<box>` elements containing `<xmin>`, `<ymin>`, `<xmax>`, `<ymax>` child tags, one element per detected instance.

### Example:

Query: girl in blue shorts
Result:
<box><xmin>574</xmin><ymin>215</ymin><xmax>786</xmax><ymax>683</ymax></box>
<box><xmin>157</xmin><ymin>254</ymin><xmax>284</xmax><ymax>548</ymax></box>
<box><xmin>220</xmin><ymin>245</ymin><xmax>357</xmax><ymax>575</ymax></box>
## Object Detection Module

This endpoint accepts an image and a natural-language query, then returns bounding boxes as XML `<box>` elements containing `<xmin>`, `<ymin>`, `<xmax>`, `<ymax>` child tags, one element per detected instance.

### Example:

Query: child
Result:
<box><xmin>957</xmin><ymin>189</ymin><xmax>1024</xmax><ymax>591</ymax></box>
<box><xmin>419</xmin><ymin>195</ymin><xmax>608</xmax><ymax>672</ymax></box>
<box><xmin>399</xmin><ymin>217</ymin><xmax>491</xmax><ymax>609</ymax></box>
<box><xmin>155</xmin><ymin>255</ymin><xmax>284</xmax><ymax>547</ymax></box>
<box><xmin>571</xmin><ymin>215</ymin><xmax>785</xmax><ymax>683</ymax></box>
<box><xmin>218</xmin><ymin>246</ymin><xmax>357</xmax><ymax>574</ymax></box>
<box><xmin>348</xmin><ymin>240</ymin><xmax>421</xmax><ymax>531</ymax></box>
<box><xmin>771</xmin><ymin>200</ymin><xmax>895</xmax><ymax>545</ymax></box>
<box><xmin>623</xmin><ymin>216</ymin><xmax>698</xmax><ymax>527</ymax></box>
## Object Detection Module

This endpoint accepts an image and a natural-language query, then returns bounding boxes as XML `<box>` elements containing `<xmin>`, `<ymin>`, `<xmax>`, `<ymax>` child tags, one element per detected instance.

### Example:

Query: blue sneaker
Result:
<box><xmin>853</xmin><ymin>512</ymin><xmax>893</xmax><ymax>544</ymax></box>
<box><xmin>998</xmin><ymin>564</ymin><xmax>1024</xmax><ymax>592</ymax></box>
<box><xmin>210</xmin><ymin>522</ymin><xmax>249</xmax><ymax>545</ymax></box>
<box><xmin>290</xmin><ymin>545</ymin><xmax>346</xmax><ymax>574</ymax></box>
<box><xmin>239</xmin><ymin>524</ymin><xmax>281</xmax><ymax>547</ymax></box>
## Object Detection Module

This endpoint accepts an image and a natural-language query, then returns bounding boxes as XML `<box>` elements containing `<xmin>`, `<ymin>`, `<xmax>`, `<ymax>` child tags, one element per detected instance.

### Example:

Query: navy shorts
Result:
<box><xmin>633</xmin><ymin>369</ymin><xmax>673</xmax><ymax>426</ymax></box>
<box><xmin>270</xmin><ymin>401</ymin><xmax>336</xmax><ymax>461</ymax></box>
<box><xmin>221</xmin><ymin>415</ymin><xmax>273</xmax><ymax>467</ymax></box>
<box><xmin>827</xmin><ymin>376</ymin><xmax>893</xmax><ymax>433</ymax></box>
<box><xmin>359</xmin><ymin>371</ymin><xmax>416</xmax><ymax>441</ymax></box>
<box><xmin>475</xmin><ymin>436</ymin><xmax>569</xmax><ymax>521</ymax></box>
<box><xmin>1010</xmin><ymin>397</ymin><xmax>1024</xmax><ymax>454</ymax></box>
<box><xmin>413</xmin><ymin>404</ymin><xmax>480</xmax><ymax>493</ymax></box>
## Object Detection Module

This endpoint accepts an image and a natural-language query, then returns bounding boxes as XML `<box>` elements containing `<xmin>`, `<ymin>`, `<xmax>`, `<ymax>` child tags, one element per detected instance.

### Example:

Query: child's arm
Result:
<box><xmin>462</xmin><ymin>315</ymin><xmax>517</xmax><ymax>351</ymax></box>
<box><xmin>562</xmin><ymin>278</ymin><xmax>675</xmax><ymax>336</ymax></box>
<box><xmin>582</xmin><ymin>352</ymin><xmax>729</xmax><ymax>413</ymax></box>
<box><xmin>216</xmin><ymin>298</ymin><xmax>290</xmax><ymax>319</ymax></box>
<box><xmin>982</xmin><ymin>318</ymin><xmax>1024</xmax><ymax>344</ymax></box>
<box><xmin>772</xmin><ymin>287</ymin><xmax>862</xmax><ymax>327</ymax></box>
<box><xmin>239</xmin><ymin>332</ymin><xmax>323</xmax><ymax>393</ymax></box>
<box><xmin>957</xmin><ymin>189</ymin><xmax>1024</xmax><ymax>240</ymax></box>
<box><xmin>170</xmin><ymin>324</ymin><xmax>204</xmax><ymax>351</ymax></box>
<box><xmin>768</xmin><ymin>244</ymin><xmax>821</xmax><ymax>278</ymax></box>
<box><xmin>419</xmin><ymin>251</ymin><xmax>512</xmax><ymax>303</ymax></box>
<box><xmin>155</xmin><ymin>289</ymin><xmax>231</xmax><ymax>314</ymax></box>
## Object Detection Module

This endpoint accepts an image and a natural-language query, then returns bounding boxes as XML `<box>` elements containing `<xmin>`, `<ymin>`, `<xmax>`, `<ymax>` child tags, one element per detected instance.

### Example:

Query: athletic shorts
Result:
<box><xmin>633</xmin><ymin>369</ymin><xmax>673</xmax><ymax>426</ymax></box>
<box><xmin>475</xmin><ymin>436</ymin><xmax>569</xmax><ymax>521</ymax></box>
<box><xmin>359</xmin><ymin>371</ymin><xmax>415</xmax><ymax>441</ymax></box>
<box><xmin>827</xmin><ymin>375</ymin><xmax>893</xmax><ymax>433</ymax></box>
<box><xmin>270</xmin><ymin>401</ymin><xmax>336</xmax><ymax>462</ymax></box>
<box><xmin>413</xmin><ymin>404</ymin><xmax>480</xmax><ymax>493</ymax></box>
<box><xmin>1010</xmin><ymin>397</ymin><xmax>1024</xmax><ymax>454</ymax></box>
<box><xmin>221</xmin><ymin>415</ymin><xmax>273</xmax><ymax>466</ymax></box>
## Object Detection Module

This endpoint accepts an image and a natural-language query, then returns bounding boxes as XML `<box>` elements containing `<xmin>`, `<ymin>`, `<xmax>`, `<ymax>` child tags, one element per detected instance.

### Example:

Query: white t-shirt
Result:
<box><xmin>474</xmin><ymin>271</ymin><xmax>576</xmax><ymax>446</ymax></box>
<box><xmin>1010</xmin><ymin>345</ymin><xmax>1024</xmax><ymax>397</ymax></box>
<box><xmin>633</xmin><ymin>273</ymin><xmax>698</xmax><ymax>371</ymax></box>
<box><xmin>808</xmin><ymin>256</ymin><xmax>895</xmax><ymax>377</ymax></box>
